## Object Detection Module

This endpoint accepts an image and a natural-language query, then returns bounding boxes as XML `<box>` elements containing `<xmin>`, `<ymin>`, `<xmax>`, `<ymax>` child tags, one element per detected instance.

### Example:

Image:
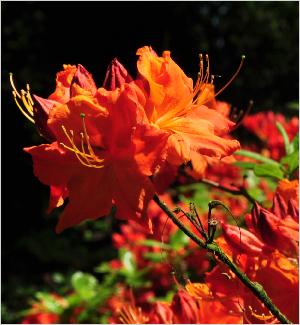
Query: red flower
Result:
<box><xmin>25</xmin><ymin>81</ymin><xmax>167</xmax><ymax>233</ymax></box>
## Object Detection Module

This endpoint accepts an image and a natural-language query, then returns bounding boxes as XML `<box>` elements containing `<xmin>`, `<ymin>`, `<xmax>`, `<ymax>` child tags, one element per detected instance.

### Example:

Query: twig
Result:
<box><xmin>200</xmin><ymin>178</ymin><xmax>257</xmax><ymax>205</ymax></box>
<box><xmin>153</xmin><ymin>194</ymin><xmax>292</xmax><ymax>324</ymax></box>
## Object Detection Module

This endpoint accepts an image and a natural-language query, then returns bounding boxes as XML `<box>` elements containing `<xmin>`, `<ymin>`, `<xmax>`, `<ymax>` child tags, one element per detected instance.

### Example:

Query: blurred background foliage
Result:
<box><xmin>2</xmin><ymin>1</ymin><xmax>299</xmax><ymax>323</ymax></box>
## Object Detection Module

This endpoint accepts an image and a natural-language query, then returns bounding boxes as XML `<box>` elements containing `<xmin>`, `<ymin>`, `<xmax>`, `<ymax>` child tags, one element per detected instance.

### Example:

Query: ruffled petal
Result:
<box><xmin>48</xmin><ymin>64</ymin><xmax>77</xmax><ymax>103</ymax></box>
<box><xmin>133</xmin><ymin>124</ymin><xmax>169</xmax><ymax>176</ymax></box>
<box><xmin>136</xmin><ymin>46</ymin><xmax>193</xmax><ymax>119</ymax></box>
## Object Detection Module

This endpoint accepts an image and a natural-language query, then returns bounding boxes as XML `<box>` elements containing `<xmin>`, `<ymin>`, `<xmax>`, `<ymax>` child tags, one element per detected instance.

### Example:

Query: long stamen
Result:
<box><xmin>10</xmin><ymin>73</ymin><xmax>35</xmax><ymax>123</ymax></box>
<box><xmin>118</xmin><ymin>304</ymin><xmax>148</xmax><ymax>324</ymax></box>
<box><xmin>80</xmin><ymin>113</ymin><xmax>98</xmax><ymax>158</ymax></box>
<box><xmin>196</xmin><ymin>55</ymin><xmax>245</xmax><ymax>108</ymax></box>
<box><xmin>21</xmin><ymin>90</ymin><xmax>34</xmax><ymax>114</ymax></box>
<box><xmin>214</xmin><ymin>55</ymin><xmax>245</xmax><ymax>98</ymax></box>
<box><xmin>60</xmin><ymin>117</ymin><xmax>105</xmax><ymax>169</ymax></box>
<box><xmin>61</xmin><ymin>127</ymin><xmax>96</xmax><ymax>168</ymax></box>
<box><xmin>12</xmin><ymin>91</ymin><xmax>35</xmax><ymax>123</ymax></box>
<box><xmin>9</xmin><ymin>73</ymin><xmax>22</xmax><ymax>98</ymax></box>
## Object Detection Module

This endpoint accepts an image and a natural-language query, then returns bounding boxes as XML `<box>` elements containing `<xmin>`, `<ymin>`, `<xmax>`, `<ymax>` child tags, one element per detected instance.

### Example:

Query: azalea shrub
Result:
<box><xmin>8</xmin><ymin>46</ymin><xmax>299</xmax><ymax>324</ymax></box>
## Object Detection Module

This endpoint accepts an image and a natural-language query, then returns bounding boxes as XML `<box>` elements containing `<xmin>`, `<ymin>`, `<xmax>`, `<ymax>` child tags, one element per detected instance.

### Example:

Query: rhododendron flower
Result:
<box><xmin>136</xmin><ymin>46</ymin><xmax>241</xmax><ymax>177</ymax></box>
<box><xmin>12</xmin><ymin>46</ymin><xmax>242</xmax><ymax>234</ymax></box>
<box><xmin>23</xmin><ymin>65</ymin><xmax>167</xmax><ymax>233</ymax></box>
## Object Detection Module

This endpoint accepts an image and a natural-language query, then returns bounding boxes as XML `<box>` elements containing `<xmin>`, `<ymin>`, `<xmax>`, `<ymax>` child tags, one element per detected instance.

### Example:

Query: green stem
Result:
<box><xmin>153</xmin><ymin>194</ymin><xmax>292</xmax><ymax>324</ymax></box>
<box><xmin>200</xmin><ymin>178</ymin><xmax>257</xmax><ymax>205</ymax></box>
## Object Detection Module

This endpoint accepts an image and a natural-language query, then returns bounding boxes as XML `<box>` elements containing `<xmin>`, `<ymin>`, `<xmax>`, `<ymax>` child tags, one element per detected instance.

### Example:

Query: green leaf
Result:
<box><xmin>280</xmin><ymin>134</ymin><xmax>299</xmax><ymax>175</ymax></box>
<box><xmin>119</xmin><ymin>249</ymin><xmax>136</xmax><ymax>274</ymax></box>
<box><xmin>170</xmin><ymin>230</ymin><xmax>189</xmax><ymax>250</ymax></box>
<box><xmin>143</xmin><ymin>251</ymin><xmax>167</xmax><ymax>262</ymax></box>
<box><xmin>71</xmin><ymin>272</ymin><xmax>99</xmax><ymax>300</ymax></box>
<box><xmin>234</xmin><ymin>161</ymin><xmax>257</xmax><ymax>169</ymax></box>
<box><xmin>290</xmin><ymin>134</ymin><xmax>299</xmax><ymax>153</ymax></box>
<box><xmin>94</xmin><ymin>262</ymin><xmax>112</xmax><ymax>274</ymax></box>
<box><xmin>276</xmin><ymin>122</ymin><xmax>292</xmax><ymax>155</ymax></box>
<box><xmin>286</xmin><ymin>101</ymin><xmax>299</xmax><ymax>111</ymax></box>
<box><xmin>281</xmin><ymin>151</ymin><xmax>299</xmax><ymax>175</ymax></box>
<box><xmin>35</xmin><ymin>292</ymin><xmax>65</xmax><ymax>314</ymax></box>
<box><xmin>138</xmin><ymin>239</ymin><xmax>171</xmax><ymax>250</ymax></box>
<box><xmin>179</xmin><ymin>183</ymin><xmax>211</xmax><ymax>211</ymax></box>
<box><xmin>253</xmin><ymin>163</ymin><xmax>285</xmax><ymax>180</ymax></box>
<box><xmin>234</xmin><ymin>150</ymin><xmax>281</xmax><ymax>166</ymax></box>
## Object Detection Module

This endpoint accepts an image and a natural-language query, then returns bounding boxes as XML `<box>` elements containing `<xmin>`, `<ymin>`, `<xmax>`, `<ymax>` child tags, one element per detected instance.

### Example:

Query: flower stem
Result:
<box><xmin>153</xmin><ymin>194</ymin><xmax>292</xmax><ymax>324</ymax></box>
<box><xmin>200</xmin><ymin>178</ymin><xmax>257</xmax><ymax>205</ymax></box>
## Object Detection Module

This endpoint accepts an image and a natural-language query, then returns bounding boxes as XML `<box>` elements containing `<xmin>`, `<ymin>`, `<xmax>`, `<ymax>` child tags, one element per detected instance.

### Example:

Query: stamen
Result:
<box><xmin>80</xmin><ymin>113</ymin><xmax>98</xmax><ymax>158</ymax></box>
<box><xmin>248</xmin><ymin>306</ymin><xmax>275</xmax><ymax>321</ymax></box>
<box><xmin>26</xmin><ymin>84</ymin><xmax>34</xmax><ymax>105</ymax></box>
<box><xmin>60</xmin><ymin>116</ymin><xmax>105</xmax><ymax>169</ymax></box>
<box><xmin>12</xmin><ymin>91</ymin><xmax>35</xmax><ymax>123</ymax></box>
<box><xmin>9</xmin><ymin>73</ymin><xmax>21</xmax><ymax>98</ymax></box>
<box><xmin>118</xmin><ymin>304</ymin><xmax>148</xmax><ymax>324</ymax></box>
<box><xmin>214</xmin><ymin>55</ymin><xmax>245</xmax><ymax>98</ymax></box>
<box><xmin>10</xmin><ymin>73</ymin><xmax>35</xmax><ymax>124</ymax></box>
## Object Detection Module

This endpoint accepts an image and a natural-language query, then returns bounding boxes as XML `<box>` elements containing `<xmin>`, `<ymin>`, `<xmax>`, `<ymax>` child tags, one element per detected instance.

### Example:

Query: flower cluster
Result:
<box><xmin>11</xmin><ymin>46</ymin><xmax>240</xmax><ymax>233</ymax></box>
<box><xmin>12</xmin><ymin>47</ymin><xmax>298</xmax><ymax>324</ymax></box>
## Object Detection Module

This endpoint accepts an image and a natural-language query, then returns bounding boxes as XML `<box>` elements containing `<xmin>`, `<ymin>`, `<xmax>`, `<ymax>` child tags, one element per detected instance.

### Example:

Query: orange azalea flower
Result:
<box><xmin>25</xmin><ymin>77</ymin><xmax>167</xmax><ymax>233</ymax></box>
<box><xmin>136</xmin><ymin>46</ymin><xmax>241</xmax><ymax>177</ymax></box>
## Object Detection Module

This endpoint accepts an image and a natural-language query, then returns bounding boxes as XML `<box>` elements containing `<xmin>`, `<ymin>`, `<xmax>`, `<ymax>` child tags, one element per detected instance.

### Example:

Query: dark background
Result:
<box><xmin>2</xmin><ymin>1</ymin><xmax>299</xmax><ymax>321</ymax></box>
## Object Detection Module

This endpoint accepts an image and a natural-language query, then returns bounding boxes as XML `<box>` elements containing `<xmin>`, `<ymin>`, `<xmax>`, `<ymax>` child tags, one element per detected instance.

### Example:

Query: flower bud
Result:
<box><xmin>32</xmin><ymin>95</ymin><xmax>56</xmax><ymax>141</ymax></box>
<box><xmin>171</xmin><ymin>289</ymin><xmax>199</xmax><ymax>324</ymax></box>
<box><xmin>258</xmin><ymin>207</ymin><xmax>298</xmax><ymax>254</ymax></box>
<box><xmin>222</xmin><ymin>223</ymin><xmax>266</xmax><ymax>255</ymax></box>
<box><xmin>288</xmin><ymin>199</ymin><xmax>299</xmax><ymax>220</ymax></box>
<box><xmin>272</xmin><ymin>192</ymin><xmax>288</xmax><ymax>219</ymax></box>
<box><xmin>71</xmin><ymin>64</ymin><xmax>97</xmax><ymax>95</ymax></box>
<box><xmin>103</xmin><ymin>58</ymin><xmax>133</xmax><ymax>90</ymax></box>
<box><xmin>149</xmin><ymin>302</ymin><xmax>173</xmax><ymax>324</ymax></box>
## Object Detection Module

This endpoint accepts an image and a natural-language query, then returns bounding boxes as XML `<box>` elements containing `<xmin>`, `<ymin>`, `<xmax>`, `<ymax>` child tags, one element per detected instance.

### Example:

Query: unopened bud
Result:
<box><xmin>103</xmin><ymin>58</ymin><xmax>133</xmax><ymax>90</ymax></box>
<box><xmin>32</xmin><ymin>95</ymin><xmax>56</xmax><ymax>141</ymax></box>
<box><xmin>71</xmin><ymin>64</ymin><xmax>97</xmax><ymax>95</ymax></box>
